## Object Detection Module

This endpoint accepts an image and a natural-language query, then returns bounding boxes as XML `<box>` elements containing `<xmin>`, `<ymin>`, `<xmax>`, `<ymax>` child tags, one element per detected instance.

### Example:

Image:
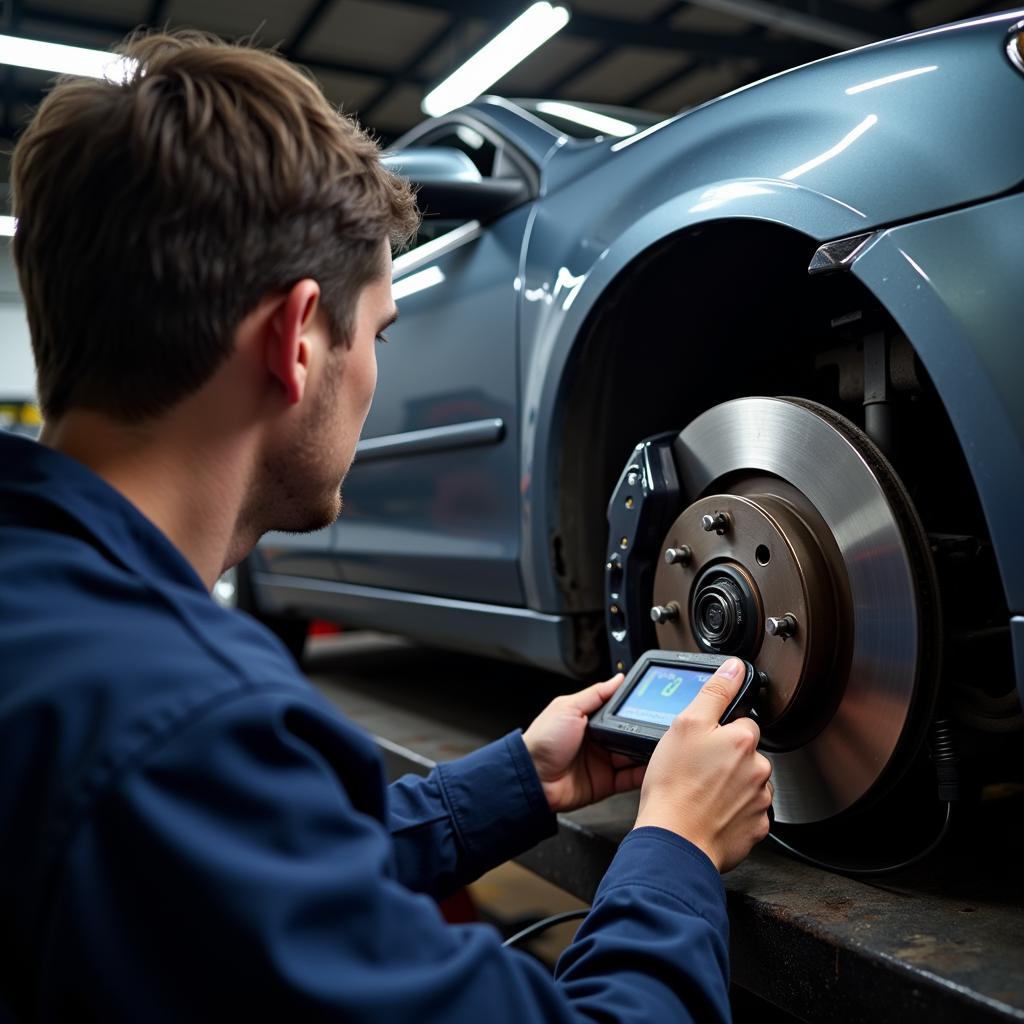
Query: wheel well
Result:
<box><xmin>555</xmin><ymin>220</ymin><xmax>823</xmax><ymax>613</ymax></box>
<box><xmin>553</xmin><ymin>218</ymin><xmax>1008</xmax><ymax>652</ymax></box>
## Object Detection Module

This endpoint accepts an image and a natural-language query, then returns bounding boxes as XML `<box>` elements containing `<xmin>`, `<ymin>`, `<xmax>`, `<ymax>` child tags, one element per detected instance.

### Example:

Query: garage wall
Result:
<box><xmin>0</xmin><ymin>240</ymin><xmax>34</xmax><ymax>400</ymax></box>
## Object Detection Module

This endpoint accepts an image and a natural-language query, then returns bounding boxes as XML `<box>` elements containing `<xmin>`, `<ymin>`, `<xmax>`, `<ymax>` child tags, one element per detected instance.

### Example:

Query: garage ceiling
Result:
<box><xmin>0</xmin><ymin>0</ymin><xmax>1009</xmax><ymax>145</ymax></box>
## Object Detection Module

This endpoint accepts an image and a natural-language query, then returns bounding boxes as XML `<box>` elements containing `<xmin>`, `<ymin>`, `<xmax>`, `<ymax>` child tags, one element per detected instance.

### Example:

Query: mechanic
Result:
<box><xmin>0</xmin><ymin>31</ymin><xmax>773</xmax><ymax>1022</ymax></box>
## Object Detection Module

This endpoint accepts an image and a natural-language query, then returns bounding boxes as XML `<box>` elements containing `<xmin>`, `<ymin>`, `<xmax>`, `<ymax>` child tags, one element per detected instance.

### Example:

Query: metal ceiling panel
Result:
<box><xmin>671</xmin><ymin>5</ymin><xmax>752</xmax><ymax>34</ymax></box>
<box><xmin>415</xmin><ymin>19</ymin><xmax>490</xmax><ymax>78</ymax></box>
<box><xmin>28</xmin><ymin>0</ymin><xmax>148</xmax><ymax>23</ymax></box>
<box><xmin>909</xmin><ymin>0</ymin><xmax>981</xmax><ymax>29</ymax></box>
<box><xmin>492</xmin><ymin>36</ymin><xmax>603</xmax><ymax>95</ymax></box>
<box><xmin>364</xmin><ymin>82</ymin><xmax>424</xmax><ymax>134</ymax></box>
<box><xmin>559</xmin><ymin>45</ymin><xmax>692</xmax><ymax>104</ymax></box>
<box><xmin>300</xmin><ymin>0</ymin><xmax>449</xmax><ymax>72</ymax></box>
<box><xmin>312</xmin><ymin>67</ymin><xmax>385</xmax><ymax>111</ymax></box>
<box><xmin>17</xmin><ymin>18</ymin><xmax>122</xmax><ymax>50</ymax></box>
<box><xmin>572</xmin><ymin>0</ymin><xmax>676</xmax><ymax>22</ymax></box>
<box><xmin>643</xmin><ymin>56</ymin><xmax>760</xmax><ymax>110</ymax></box>
<box><xmin>164</xmin><ymin>0</ymin><xmax>306</xmax><ymax>46</ymax></box>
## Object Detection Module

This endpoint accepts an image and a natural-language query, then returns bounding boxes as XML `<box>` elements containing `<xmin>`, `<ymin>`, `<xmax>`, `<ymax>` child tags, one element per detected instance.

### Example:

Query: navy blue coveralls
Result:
<box><xmin>0</xmin><ymin>432</ymin><xmax>731</xmax><ymax>1022</ymax></box>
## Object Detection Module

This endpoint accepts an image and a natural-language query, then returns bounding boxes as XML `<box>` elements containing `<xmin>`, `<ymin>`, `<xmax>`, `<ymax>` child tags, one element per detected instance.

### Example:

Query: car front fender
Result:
<box><xmin>850</xmin><ymin>192</ymin><xmax>1024</xmax><ymax>702</ymax></box>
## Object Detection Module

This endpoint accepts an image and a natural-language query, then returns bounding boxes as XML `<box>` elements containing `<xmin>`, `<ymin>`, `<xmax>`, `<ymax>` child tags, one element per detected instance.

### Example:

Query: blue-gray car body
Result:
<box><xmin>251</xmin><ymin>10</ymin><xmax>1024</xmax><ymax>704</ymax></box>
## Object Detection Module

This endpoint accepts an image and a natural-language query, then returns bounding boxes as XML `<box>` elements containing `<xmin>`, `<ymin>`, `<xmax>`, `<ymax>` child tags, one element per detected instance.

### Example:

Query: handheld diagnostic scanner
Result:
<box><xmin>588</xmin><ymin>650</ymin><xmax>767</xmax><ymax>761</ymax></box>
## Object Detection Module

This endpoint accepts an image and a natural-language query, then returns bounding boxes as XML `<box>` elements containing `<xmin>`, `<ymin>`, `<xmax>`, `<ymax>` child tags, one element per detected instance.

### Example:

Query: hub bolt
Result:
<box><xmin>702</xmin><ymin>512</ymin><xmax>731</xmax><ymax>534</ymax></box>
<box><xmin>650</xmin><ymin>602</ymin><xmax>681</xmax><ymax>624</ymax></box>
<box><xmin>766</xmin><ymin>614</ymin><xmax>798</xmax><ymax>640</ymax></box>
<box><xmin>664</xmin><ymin>546</ymin><xmax>692</xmax><ymax>566</ymax></box>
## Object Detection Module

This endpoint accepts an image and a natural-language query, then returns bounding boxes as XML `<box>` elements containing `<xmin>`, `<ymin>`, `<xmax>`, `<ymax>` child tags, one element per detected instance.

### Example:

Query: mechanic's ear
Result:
<box><xmin>267</xmin><ymin>279</ymin><xmax>321</xmax><ymax>407</ymax></box>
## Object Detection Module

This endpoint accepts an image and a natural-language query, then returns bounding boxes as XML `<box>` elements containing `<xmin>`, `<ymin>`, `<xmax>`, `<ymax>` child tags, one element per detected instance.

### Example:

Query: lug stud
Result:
<box><xmin>766</xmin><ymin>614</ymin><xmax>798</xmax><ymax>639</ymax></box>
<box><xmin>664</xmin><ymin>545</ymin><xmax>692</xmax><ymax>566</ymax></box>
<box><xmin>701</xmin><ymin>512</ymin><xmax>731</xmax><ymax>534</ymax></box>
<box><xmin>650</xmin><ymin>602</ymin><xmax>681</xmax><ymax>624</ymax></box>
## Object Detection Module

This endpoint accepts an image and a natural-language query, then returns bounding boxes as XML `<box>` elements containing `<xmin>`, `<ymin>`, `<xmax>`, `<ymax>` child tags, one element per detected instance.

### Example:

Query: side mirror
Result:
<box><xmin>381</xmin><ymin>147</ymin><xmax>530</xmax><ymax>223</ymax></box>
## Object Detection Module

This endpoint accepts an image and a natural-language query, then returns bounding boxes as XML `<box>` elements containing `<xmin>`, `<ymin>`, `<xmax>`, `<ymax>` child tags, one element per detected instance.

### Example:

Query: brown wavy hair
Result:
<box><xmin>11</xmin><ymin>31</ymin><xmax>419</xmax><ymax>421</ymax></box>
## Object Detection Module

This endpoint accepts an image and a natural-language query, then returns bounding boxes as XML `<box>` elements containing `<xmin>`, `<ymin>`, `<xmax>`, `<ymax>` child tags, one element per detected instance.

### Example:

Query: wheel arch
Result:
<box><xmin>522</xmin><ymin>201</ymin><xmax>1019</xmax><ymax>708</ymax></box>
<box><xmin>523</xmin><ymin>217</ymin><xmax>832</xmax><ymax>620</ymax></box>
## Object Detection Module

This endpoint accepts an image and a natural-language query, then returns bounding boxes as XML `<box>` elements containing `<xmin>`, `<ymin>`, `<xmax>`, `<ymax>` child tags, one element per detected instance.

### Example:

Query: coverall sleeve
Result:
<box><xmin>37</xmin><ymin>688</ymin><xmax>731</xmax><ymax>1024</ymax></box>
<box><xmin>386</xmin><ymin>731</ymin><xmax>556</xmax><ymax>897</ymax></box>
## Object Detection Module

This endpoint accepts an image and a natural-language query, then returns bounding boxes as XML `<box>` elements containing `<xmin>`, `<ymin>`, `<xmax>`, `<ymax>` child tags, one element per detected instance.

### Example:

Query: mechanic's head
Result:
<box><xmin>11</xmin><ymin>30</ymin><xmax>419</xmax><ymax>536</ymax></box>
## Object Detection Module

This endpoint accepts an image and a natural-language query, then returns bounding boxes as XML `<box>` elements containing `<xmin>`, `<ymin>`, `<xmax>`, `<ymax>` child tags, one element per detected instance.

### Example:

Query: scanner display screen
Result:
<box><xmin>613</xmin><ymin>665</ymin><xmax>711</xmax><ymax>728</ymax></box>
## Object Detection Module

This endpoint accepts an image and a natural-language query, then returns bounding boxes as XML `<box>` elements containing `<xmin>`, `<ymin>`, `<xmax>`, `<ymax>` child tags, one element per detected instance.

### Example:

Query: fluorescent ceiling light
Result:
<box><xmin>534</xmin><ymin>101</ymin><xmax>636</xmax><ymax>137</ymax></box>
<box><xmin>422</xmin><ymin>3</ymin><xmax>570</xmax><ymax>118</ymax></box>
<box><xmin>0</xmin><ymin>33</ymin><xmax>133</xmax><ymax>81</ymax></box>
<box><xmin>0</xmin><ymin>216</ymin><xmax>16</xmax><ymax>236</ymax></box>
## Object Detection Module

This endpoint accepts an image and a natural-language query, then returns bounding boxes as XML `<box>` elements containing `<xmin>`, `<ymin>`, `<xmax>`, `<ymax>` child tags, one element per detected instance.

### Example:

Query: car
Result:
<box><xmin>241</xmin><ymin>10</ymin><xmax>1024</xmax><ymax>839</ymax></box>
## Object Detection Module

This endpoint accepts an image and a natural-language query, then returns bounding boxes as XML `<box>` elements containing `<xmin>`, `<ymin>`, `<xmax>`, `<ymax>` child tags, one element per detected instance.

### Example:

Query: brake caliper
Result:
<box><xmin>604</xmin><ymin>433</ymin><xmax>680</xmax><ymax>673</ymax></box>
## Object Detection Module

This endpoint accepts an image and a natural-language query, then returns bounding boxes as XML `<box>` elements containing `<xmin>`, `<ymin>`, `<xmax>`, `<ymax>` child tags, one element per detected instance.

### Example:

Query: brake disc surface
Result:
<box><xmin>651</xmin><ymin>397</ymin><xmax>940</xmax><ymax>824</ymax></box>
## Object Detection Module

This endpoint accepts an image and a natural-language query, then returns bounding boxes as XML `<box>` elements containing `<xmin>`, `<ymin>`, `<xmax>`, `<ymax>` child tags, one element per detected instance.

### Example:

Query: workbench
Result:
<box><xmin>307</xmin><ymin>633</ymin><xmax>1024</xmax><ymax>1024</ymax></box>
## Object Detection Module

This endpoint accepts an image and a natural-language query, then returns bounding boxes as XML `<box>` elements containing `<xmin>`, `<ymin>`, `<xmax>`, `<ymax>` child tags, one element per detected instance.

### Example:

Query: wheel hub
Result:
<box><xmin>631</xmin><ymin>397</ymin><xmax>940</xmax><ymax>825</ymax></box>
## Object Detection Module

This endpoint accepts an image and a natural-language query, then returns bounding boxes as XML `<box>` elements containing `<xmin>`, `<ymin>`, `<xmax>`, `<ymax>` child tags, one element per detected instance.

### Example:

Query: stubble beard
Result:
<box><xmin>240</xmin><ymin>367</ymin><xmax>348</xmax><ymax>542</ymax></box>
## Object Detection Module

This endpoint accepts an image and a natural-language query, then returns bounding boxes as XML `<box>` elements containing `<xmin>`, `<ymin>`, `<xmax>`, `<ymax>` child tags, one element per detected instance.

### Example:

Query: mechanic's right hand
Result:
<box><xmin>633</xmin><ymin>657</ymin><xmax>773</xmax><ymax>873</ymax></box>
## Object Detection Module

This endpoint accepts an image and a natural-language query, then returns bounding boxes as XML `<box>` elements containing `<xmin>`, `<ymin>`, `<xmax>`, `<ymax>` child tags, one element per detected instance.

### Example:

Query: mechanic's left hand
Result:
<box><xmin>523</xmin><ymin>674</ymin><xmax>646</xmax><ymax>814</ymax></box>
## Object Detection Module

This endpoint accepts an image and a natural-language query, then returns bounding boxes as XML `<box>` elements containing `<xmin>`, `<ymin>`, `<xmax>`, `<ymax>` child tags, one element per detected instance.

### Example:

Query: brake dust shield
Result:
<box><xmin>651</xmin><ymin>397</ymin><xmax>940</xmax><ymax>825</ymax></box>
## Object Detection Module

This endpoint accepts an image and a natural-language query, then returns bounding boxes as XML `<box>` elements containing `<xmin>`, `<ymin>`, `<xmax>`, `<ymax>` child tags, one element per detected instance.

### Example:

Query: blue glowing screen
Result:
<box><xmin>613</xmin><ymin>665</ymin><xmax>711</xmax><ymax>728</ymax></box>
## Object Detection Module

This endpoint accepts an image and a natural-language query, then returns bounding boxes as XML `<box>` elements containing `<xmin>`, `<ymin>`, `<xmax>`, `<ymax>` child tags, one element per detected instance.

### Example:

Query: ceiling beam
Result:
<box><xmin>359</xmin><ymin>16</ymin><xmax>464</xmax><ymax>123</ymax></box>
<box><xmin>145</xmin><ymin>0</ymin><xmax>169</xmax><ymax>29</ymax></box>
<box><xmin>377</xmin><ymin>0</ymin><xmax>826</xmax><ymax>63</ymax></box>
<box><xmin>679</xmin><ymin>0</ymin><xmax>909</xmax><ymax>50</ymax></box>
<box><xmin>284</xmin><ymin>0</ymin><xmax>336</xmax><ymax>55</ymax></box>
<box><xmin>544</xmin><ymin>0</ymin><xmax>680</xmax><ymax>101</ymax></box>
<box><xmin>16</xmin><ymin>6</ymin><xmax>429</xmax><ymax>86</ymax></box>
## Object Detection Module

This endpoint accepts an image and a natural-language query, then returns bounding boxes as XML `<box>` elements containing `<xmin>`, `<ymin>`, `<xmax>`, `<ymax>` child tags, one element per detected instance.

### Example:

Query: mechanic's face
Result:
<box><xmin>256</xmin><ymin>247</ymin><xmax>395</xmax><ymax>537</ymax></box>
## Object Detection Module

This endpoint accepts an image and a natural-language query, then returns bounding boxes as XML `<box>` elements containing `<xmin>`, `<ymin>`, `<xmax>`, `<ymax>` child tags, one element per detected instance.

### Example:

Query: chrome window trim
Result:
<box><xmin>392</xmin><ymin>220</ymin><xmax>483</xmax><ymax>280</ymax></box>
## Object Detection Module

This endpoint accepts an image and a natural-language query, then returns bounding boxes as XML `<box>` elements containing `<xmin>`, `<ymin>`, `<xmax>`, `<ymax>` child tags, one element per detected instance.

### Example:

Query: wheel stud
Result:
<box><xmin>766</xmin><ymin>614</ymin><xmax>798</xmax><ymax>639</ymax></box>
<box><xmin>664</xmin><ymin>546</ymin><xmax>692</xmax><ymax>566</ymax></box>
<box><xmin>650</xmin><ymin>602</ymin><xmax>681</xmax><ymax>624</ymax></box>
<box><xmin>702</xmin><ymin>512</ymin><xmax>731</xmax><ymax>534</ymax></box>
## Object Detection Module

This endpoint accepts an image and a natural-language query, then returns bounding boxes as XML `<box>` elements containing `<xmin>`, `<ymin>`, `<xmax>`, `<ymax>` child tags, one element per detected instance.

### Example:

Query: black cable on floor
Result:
<box><xmin>502</xmin><ymin>909</ymin><xmax>590</xmax><ymax>948</ymax></box>
<box><xmin>767</xmin><ymin>800</ymin><xmax>954</xmax><ymax>876</ymax></box>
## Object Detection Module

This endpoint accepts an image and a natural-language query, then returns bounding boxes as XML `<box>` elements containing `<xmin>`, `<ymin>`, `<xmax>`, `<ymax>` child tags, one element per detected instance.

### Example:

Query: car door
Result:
<box><xmin>331</xmin><ymin>121</ymin><xmax>533</xmax><ymax>606</ymax></box>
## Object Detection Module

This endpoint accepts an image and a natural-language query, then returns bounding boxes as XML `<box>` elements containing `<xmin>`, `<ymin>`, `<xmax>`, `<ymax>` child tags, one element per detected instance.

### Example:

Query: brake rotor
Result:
<box><xmin>652</xmin><ymin>397</ymin><xmax>940</xmax><ymax>824</ymax></box>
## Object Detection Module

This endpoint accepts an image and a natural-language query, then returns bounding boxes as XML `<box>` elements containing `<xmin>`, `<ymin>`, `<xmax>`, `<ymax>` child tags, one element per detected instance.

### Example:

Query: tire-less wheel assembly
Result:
<box><xmin>605</xmin><ymin>397</ymin><xmax>942</xmax><ymax>828</ymax></box>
